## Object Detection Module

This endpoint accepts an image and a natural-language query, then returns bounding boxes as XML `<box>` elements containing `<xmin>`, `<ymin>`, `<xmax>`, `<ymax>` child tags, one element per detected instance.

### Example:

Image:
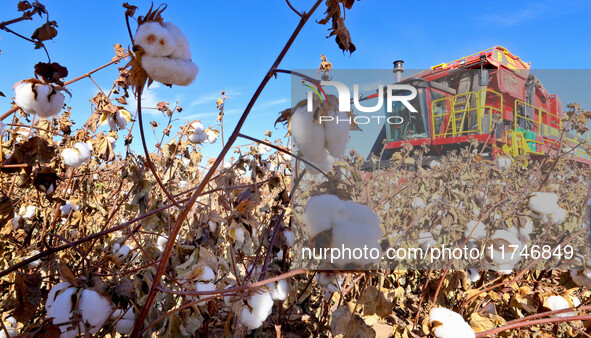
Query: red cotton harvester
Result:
<box><xmin>365</xmin><ymin>46</ymin><xmax>590</xmax><ymax>168</ymax></box>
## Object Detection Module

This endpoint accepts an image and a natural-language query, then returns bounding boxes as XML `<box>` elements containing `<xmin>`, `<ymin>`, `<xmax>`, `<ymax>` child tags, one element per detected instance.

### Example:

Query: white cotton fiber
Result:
<box><xmin>113</xmin><ymin>307</ymin><xmax>135</xmax><ymax>335</ymax></box>
<box><xmin>290</xmin><ymin>105</ymin><xmax>327</xmax><ymax>164</ymax></box>
<box><xmin>20</xmin><ymin>205</ymin><xmax>36</xmax><ymax>219</ymax></box>
<box><xmin>302</xmin><ymin>194</ymin><xmax>348</xmax><ymax>238</ymax></box>
<box><xmin>331</xmin><ymin>220</ymin><xmax>382</xmax><ymax>267</ymax></box>
<box><xmin>141</xmin><ymin>55</ymin><xmax>198</xmax><ymax>87</ymax></box>
<box><xmin>240</xmin><ymin>290</ymin><xmax>274</xmax><ymax>330</ymax></box>
<box><xmin>195</xmin><ymin>281</ymin><xmax>216</xmax><ymax>300</ymax></box>
<box><xmin>135</xmin><ymin>22</ymin><xmax>176</xmax><ymax>57</ymax></box>
<box><xmin>196</xmin><ymin>265</ymin><xmax>216</xmax><ymax>281</ymax></box>
<box><xmin>528</xmin><ymin>192</ymin><xmax>559</xmax><ymax>214</ymax></box>
<box><xmin>205</xmin><ymin>129</ymin><xmax>218</xmax><ymax>144</ymax></box>
<box><xmin>306</xmin><ymin>151</ymin><xmax>335</xmax><ymax>174</ymax></box>
<box><xmin>488</xmin><ymin>229</ymin><xmax>522</xmax><ymax>273</ymax></box>
<box><xmin>545</xmin><ymin>207</ymin><xmax>566</xmax><ymax>225</ymax></box>
<box><xmin>465</xmin><ymin>220</ymin><xmax>486</xmax><ymax>240</ymax></box>
<box><xmin>45</xmin><ymin>283</ymin><xmax>78</xmax><ymax>337</ymax></box>
<box><xmin>322</xmin><ymin>109</ymin><xmax>350</xmax><ymax>158</ymax></box>
<box><xmin>189</xmin><ymin>130</ymin><xmax>207</xmax><ymax>143</ymax></box>
<box><xmin>115</xmin><ymin>110</ymin><xmax>130</xmax><ymax>130</ymax></box>
<box><xmin>14</xmin><ymin>82</ymin><xmax>64</xmax><ymax>118</ymax></box>
<box><xmin>268</xmin><ymin>280</ymin><xmax>288</xmax><ymax>301</ymax></box>
<box><xmin>78</xmin><ymin>289</ymin><xmax>113</xmax><ymax>334</ymax></box>
<box><xmin>429</xmin><ymin>307</ymin><xmax>475</xmax><ymax>338</ymax></box>
<box><xmin>61</xmin><ymin>142</ymin><xmax>91</xmax><ymax>167</ymax></box>
<box><xmin>191</xmin><ymin>121</ymin><xmax>204</xmax><ymax>133</ymax></box>
<box><xmin>341</xmin><ymin>200</ymin><xmax>382</xmax><ymax>239</ymax></box>
<box><xmin>113</xmin><ymin>245</ymin><xmax>131</xmax><ymax>262</ymax></box>
<box><xmin>466</xmin><ymin>268</ymin><xmax>481</xmax><ymax>283</ymax></box>
<box><xmin>163</xmin><ymin>22</ymin><xmax>192</xmax><ymax>60</ymax></box>
<box><xmin>546</xmin><ymin>295</ymin><xmax>580</xmax><ymax>317</ymax></box>
<box><xmin>0</xmin><ymin>316</ymin><xmax>17</xmax><ymax>338</ymax></box>
<box><xmin>258</xmin><ymin>143</ymin><xmax>272</xmax><ymax>155</ymax></box>
<box><xmin>282</xmin><ymin>229</ymin><xmax>295</xmax><ymax>246</ymax></box>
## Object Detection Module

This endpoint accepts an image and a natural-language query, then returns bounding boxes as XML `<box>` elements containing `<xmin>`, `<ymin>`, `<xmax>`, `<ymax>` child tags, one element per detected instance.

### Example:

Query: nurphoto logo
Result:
<box><xmin>307</xmin><ymin>80</ymin><xmax>417</xmax><ymax>126</ymax></box>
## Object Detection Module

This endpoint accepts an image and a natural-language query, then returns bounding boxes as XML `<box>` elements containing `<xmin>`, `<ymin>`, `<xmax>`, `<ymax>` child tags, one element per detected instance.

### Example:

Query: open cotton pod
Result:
<box><xmin>61</xmin><ymin>142</ymin><xmax>92</xmax><ymax>167</ymax></box>
<box><xmin>14</xmin><ymin>80</ymin><xmax>65</xmax><ymax>118</ymax></box>
<box><xmin>428</xmin><ymin>307</ymin><xmax>475</xmax><ymax>338</ymax></box>
<box><xmin>134</xmin><ymin>19</ymin><xmax>198</xmax><ymax>86</ymax></box>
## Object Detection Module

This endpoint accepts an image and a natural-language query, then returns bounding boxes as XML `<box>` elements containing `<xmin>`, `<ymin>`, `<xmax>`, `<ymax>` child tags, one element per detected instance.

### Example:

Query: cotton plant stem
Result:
<box><xmin>130</xmin><ymin>2</ymin><xmax>324</xmax><ymax>335</ymax></box>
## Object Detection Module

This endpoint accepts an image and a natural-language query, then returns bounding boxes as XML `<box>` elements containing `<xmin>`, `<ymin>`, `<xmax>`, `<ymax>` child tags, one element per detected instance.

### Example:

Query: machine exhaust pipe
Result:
<box><xmin>393</xmin><ymin>60</ymin><xmax>404</xmax><ymax>83</ymax></box>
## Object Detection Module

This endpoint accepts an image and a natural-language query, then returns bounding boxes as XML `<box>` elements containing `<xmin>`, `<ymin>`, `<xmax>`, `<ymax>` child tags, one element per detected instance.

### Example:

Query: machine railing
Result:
<box><xmin>431</xmin><ymin>89</ymin><xmax>503</xmax><ymax>138</ymax></box>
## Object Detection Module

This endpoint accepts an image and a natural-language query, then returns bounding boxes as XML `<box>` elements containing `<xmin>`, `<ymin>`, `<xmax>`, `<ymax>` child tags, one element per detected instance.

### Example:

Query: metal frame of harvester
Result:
<box><xmin>366</xmin><ymin>46</ymin><xmax>591</xmax><ymax>166</ymax></box>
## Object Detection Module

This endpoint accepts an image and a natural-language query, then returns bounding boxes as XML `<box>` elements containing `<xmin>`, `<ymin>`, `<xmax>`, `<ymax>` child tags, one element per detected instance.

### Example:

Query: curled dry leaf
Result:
<box><xmin>31</xmin><ymin>20</ymin><xmax>58</xmax><ymax>42</ymax></box>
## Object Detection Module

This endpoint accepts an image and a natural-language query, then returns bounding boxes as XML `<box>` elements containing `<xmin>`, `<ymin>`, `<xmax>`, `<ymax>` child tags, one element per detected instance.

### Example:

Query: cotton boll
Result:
<box><xmin>163</xmin><ymin>22</ymin><xmax>192</xmax><ymax>60</ymax></box>
<box><xmin>282</xmin><ymin>229</ymin><xmax>295</xmax><ymax>246</ymax></box>
<box><xmin>188</xmin><ymin>130</ymin><xmax>207</xmax><ymax>143</ymax></box>
<box><xmin>258</xmin><ymin>143</ymin><xmax>272</xmax><ymax>155</ymax></box>
<box><xmin>178</xmin><ymin>180</ymin><xmax>188</xmax><ymax>189</ymax></box>
<box><xmin>141</xmin><ymin>55</ymin><xmax>198</xmax><ymax>86</ymax></box>
<box><xmin>21</xmin><ymin>205</ymin><xmax>36</xmax><ymax>219</ymax></box>
<box><xmin>488</xmin><ymin>230</ymin><xmax>522</xmax><ymax>273</ymax></box>
<box><xmin>46</xmin><ymin>282</ymin><xmax>73</xmax><ymax>308</ymax></box>
<box><xmin>60</xmin><ymin>201</ymin><xmax>74</xmax><ymax>215</ymax></box>
<box><xmin>78</xmin><ymin>289</ymin><xmax>113</xmax><ymax>334</ymax></box>
<box><xmin>302</xmin><ymin>194</ymin><xmax>348</xmax><ymax>238</ymax></box>
<box><xmin>411</xmin><ymin>197</ymin><xmax>426</xmax><ymax>209</ymax></box>
<box><xmin>190</xmin><ymin>121</ymin><xmax>203</xmax><ymax>132</ymax></box>
<box><xmin>61</xmin><ymin>142</ymin><xmax>91</xmax><ymax>167</ymax></box>
<box><xmin>547</xmin><ymin>207</ymin><xmax>566</xmax><ymax>225</ymax></box>
<box><xmin>156</xmin><ymin>235</ymin><xmax>167</xmax><ymax>252</ymax></box>
<box><xmin>290</xmin><ymin>105</ymin><xmax>327</xmax><ymax>164</ymax></box>
<box><xmin>239</xmin><ymin>290</ymin><xmax>274</xmax><ymax>330</ymax></box>
<box><xmin>0</xmin><ymin>316</ymin><xmax>17</xmax><ymax>338</ymax></box>
<box><xmin>268</xmin><ymin>280</ymin><xmax>288</xmax><ymax>301</ymax></box>
<box><xmin>14</xmin><ymin>82</ymin><xmax>37</xmax><ymax>115</ymax></box>
<box><xmin>528</xmin><ymin>192</ymin><xmax>559</xmax><ymax>214</ymax></box>
<box><xmin>230</xmin><ymin>224</ymin><xmax>245</xmax><ymax>244</ymax></box>
<box><xmin>45</xmin><ymin>283</ymin><xmax>77</xmax><ymax>336</ymax></box>
<box><xmin>322</xmin><ymin>109</ymin><xmax>350</xmax><ymax>158</ymax></box>
<box><xmin>195</xmin><ymin>265</ymin><xmax>215</xmax><ymax>282</ymax></box>
<box><xmin>14</xmin><ymin>82</ymin><xmax>64</xmax><ymax>118</ymax></box>
<box><xmin>113</xmin><ymin>307</ymin><xmax>135</xmax><ymax>335</ymax></box>
<box><xmin>305</xmin><ymin>151</ymin><xmax>334</xmax><ymax>174</ymax></box>
<box><xmin>465</xmin><ymin>220</ymin><xmax>486</xmax><ymax>240</ymax></box>
<box><xmin>429</xmin><ymin>307</ymin><xmax>475</xmax><ymax>338</ymax></box>
<box><xmin>12</xmin><ymin>214</ymin><xmax>21</xmax><ymax>230</ymax></box>
<box><xmin>195</xmin><ymin>282</ymin><xmax>216</xmax><ymax>300</ymax></box>
<box><xmin>331</xmin><ymin>220</ymin><xmax>382</xmax><ymax>267</ymax></box>
<box><xmin>545</xmin><ymin>295</ymin><xmax>580</xmax><ymax>317</ymax></box>
<box><xmin>115</xmin><ymin>110</ymin><xmax>130</xmax><ymax>130</ymax></box>
<box><xmin>429</xmin><ymin>160</ymin><xmax>441</xmax><ymax>169</ymax></box>
<box><xmin>135</xmin><ymin>22</ymin><xmax>176</xmax><ymax>57</ymax></box>
<box><xmin>466</xmin><ymin>269</ymin><xmax>481</xmax><ymax>283</ymax></box>
<box><xmin>113</xmin><ymin>245</ymin><xmax>131</xmax><ymax>262</ymax></box>
<box><xmin>205</xmin><ymin>129</ymin><xmax>218</xmax><ymax>144</ymax></box>
<box><xmin>341</xmin><ymin>200</ymin><xmax>382</xmax><ymax>239</ymax></box>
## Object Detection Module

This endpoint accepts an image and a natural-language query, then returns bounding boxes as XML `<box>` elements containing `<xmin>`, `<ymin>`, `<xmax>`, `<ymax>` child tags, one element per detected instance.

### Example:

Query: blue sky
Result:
<box><xmin>1</xmin><ymin>0</ymin><xmax>590</xmax><ymax>159</ymax></box>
